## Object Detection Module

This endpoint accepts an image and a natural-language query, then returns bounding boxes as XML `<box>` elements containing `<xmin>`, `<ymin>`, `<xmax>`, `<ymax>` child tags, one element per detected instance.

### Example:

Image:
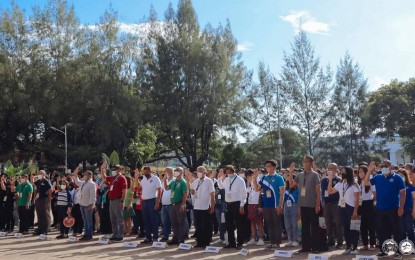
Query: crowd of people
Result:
<box><xmin>0</xmin><ymin>156</ymin><xmax>414</xmax><ymax>259</ymax></box>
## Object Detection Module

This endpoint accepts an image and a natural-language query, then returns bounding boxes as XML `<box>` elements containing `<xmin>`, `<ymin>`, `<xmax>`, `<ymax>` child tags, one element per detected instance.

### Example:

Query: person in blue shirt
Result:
<box><xmin>253</xmin><ymin>160</ymin><xmax>285</xmax><ymax>249</ymax></box>
<box><xmin>397</xmin><ymin>169</ymin><xmax>415</xmax><ymax>244</ymax></box>
<box><xmin>320</xmin><ymin>163</ymin><xmax>343</xmax><ymax>249</ymax></box>
<box><xmin>365</xmin><ymin>160</ymin><xmax>406</xmax><ymax>258</ymax></box>
<box><xmin>283</xmin><ymin>175</ymin><xmax>300</xmax><ymax>247</ymax></box>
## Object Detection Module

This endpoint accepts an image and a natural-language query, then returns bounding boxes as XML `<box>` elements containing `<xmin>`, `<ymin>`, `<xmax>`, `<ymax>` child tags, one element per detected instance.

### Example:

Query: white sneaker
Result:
<box><xmin>342</xmin><ymin>249</ymin><xmax>352</xmax><ymax>255</ymax></box>
<box><xmin>350</xmin><ymin>249</ymin><xmax>359</xmax><ymax>255</ymax></box>
<box><xmin>285</xmin><ymin>241</ymin><xmax>292</xmax><ymax>247</ymax></box>
<box><xmin>246</xmin><ymin>238</ymin><xmax>256</xmax><ymax>245</ymax></box>
<box><xmin>292</xmin><ymin>241</ymin><xmax>299</xmax><ymax>247</ymax></box>
<box><xmin>222</xmin><ymin>239</ymin><xmax>228</xmax><ymax>245</ymax></box>
<box><xmin>256</xmin><ymin>239</ymin><xmax>265</xmax><ymax>246</ymax></box>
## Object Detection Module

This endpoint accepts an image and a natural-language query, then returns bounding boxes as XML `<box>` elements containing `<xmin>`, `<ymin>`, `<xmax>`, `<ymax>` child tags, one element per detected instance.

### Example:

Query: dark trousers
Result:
<box><xmin>194</xmin><ymin>209</ymin><xmax>212</xmax><ymax>246</ymax></box>
<box><xmin>132</xmin><ymin>205</ymin><xmax>144</xmax><ymax>236</ymax></box>
<box><xmin>324</xmin><ymin>202</ymin><xmax>343</xmax><ymax>245</ymax></box>
<box><xmin>57</xmin><ymin>205</ymin><xmax>69</xmax><ymax>235</ymax></box>
<box><xmin>359</xmin><ymin>200</ymin><xmax>376</xmax><ymax>246</ymax></box>
<box><xmin>0</xmin><ymin>204</ymin><xmax>5</xmax><ymax>230</ymax></box>
<box><xmin>300</xmin><ymin>206</ymin><xmax>320</xmax><ymax>251</ymax></box>
<box><xmin>35</xmin><ymin>198</ymin><xmax>51</xmax><ymax>234</ymax></box>
<box><xmin>142</xmin><ymin>198</ymin><xmax>159</xmax><ymax>241</ymax></box>
<box><xmin>71</xmin><ymin>204</ymin><xmax>84</xmax><ymax>234</ymax></box>
<box><xmin>18</xmin><ymin>206</ymin><xmax>30</xmax><ymax>233</ymax></box>
<box><xmin>263</xmin><ymin>207</ymin><xmax>282</xmax><ymax>244</ymax></box>
<box><xmin>5</xmin><ymin>204</ymin><xmax>14</xmax><ymax>231</ymax></box>
<box><xmin>100</xmin><ymin>203</ymin><xmax>112</xmax><ymax>234</ymax></box>
<box><xmin>225</xmin><ymin>202</ymin><xmax>245</xmax><ymax>246</ymax></box>
<box><xmin>340</xmin><ymin>205</ymin><xmax>359</xmax><ymax>249</ymax></box>
<box><xmin>376</xmin><ymin>208</ymin><xmax>400</xmax><ymax>252</ymax></box>
<box><xmin>399</xmin><ymin>208</ymin><xmax>415</xmax><ymax>242</ymax></box>
<box><xmin>29</xmin><ymin>204</ymin><xmax>35</xmax><ymax>227</ymax></box>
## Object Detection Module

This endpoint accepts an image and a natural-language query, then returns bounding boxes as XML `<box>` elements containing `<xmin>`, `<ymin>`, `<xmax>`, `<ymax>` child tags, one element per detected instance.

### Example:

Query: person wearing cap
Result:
<box><xmin>218</xmin><ymin>165</ymin><xmax>247</xmax><ymax>250</ymax></box>
<box><xmin>365</xmin><ymin>160</ymin><xmax>406</xmax><ymax>259</ymax></box>
<box><xmin>189</xmin><ymin>166</ymin><xmax>215</xmax><ymax>247</ymax></box>
<box><xmin>141</xmin><ymin>166</ymin><xmax>162</xmax><ymax>243</ymax></box>
<box><xmin>33</xmin><ymin>170</ymin><xmax>52</xmax><ymax>235</ymax></box>
<box><xmin>160</xmin><ymin>167</ymin><xmax>174</xmax><ymax>241</ymax></box>
<box><xmin>15</xmin><ymin>174</ymin><xmax>33</xmax><ymax>234</ymax></box>
<box><xmin>73</xmin><ymin>168</ymin><xmax>97</xmax><ymax>241</ymax></box>
<box><xmin>100</xmin><ymin>162</ymin><xmax>127</xmax><ymax>242</ymax></box>
<box><xmin>163</xmin><ymin>167</ymin><xmax>188</xmax><ymax>245</ymax></box>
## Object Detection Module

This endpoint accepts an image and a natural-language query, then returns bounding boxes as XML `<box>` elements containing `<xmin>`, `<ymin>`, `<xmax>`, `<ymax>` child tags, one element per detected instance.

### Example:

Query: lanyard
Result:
<box><xmin>196</xmin><ymin>179</ymin><xmax>204</xmax><ymax>192</ymax></box>
<box><xmin>342</xmin><ymin>182</ymin><xmax>351</xmax><ymax>197</ymax></box>
<box><xmin>81</xmin><ymin>182</ymin><xmax>86</xmax><ymax>193</ymax></box>
<box><xmin>229</xmin><ymin>176</ymin><xmax>237</xmax><ymax>191</ymax></box>
<box><xmin>112</xmin><ymin>174</ymin><xmax>121</xmax><ymax>186</ymax></box>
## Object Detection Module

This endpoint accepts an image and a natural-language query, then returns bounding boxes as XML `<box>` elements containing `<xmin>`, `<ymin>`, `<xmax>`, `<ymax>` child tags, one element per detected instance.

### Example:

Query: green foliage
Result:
<box><xmin>125</xmin><ymin>125</ymin><xmax>157</xmax><ymax>168</ymax></box>
<box><xmin>109</xmin><ymin>151</ymin><xmax>120</xmax><ymax>166</ymax></box>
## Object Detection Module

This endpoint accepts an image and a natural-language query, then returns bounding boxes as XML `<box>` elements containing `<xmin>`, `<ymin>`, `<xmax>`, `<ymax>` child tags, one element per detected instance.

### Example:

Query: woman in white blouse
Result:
<box><xmin>328</xmin><ymin>166</ymin><xmax>360</xmax><ymax>255</ymax></box>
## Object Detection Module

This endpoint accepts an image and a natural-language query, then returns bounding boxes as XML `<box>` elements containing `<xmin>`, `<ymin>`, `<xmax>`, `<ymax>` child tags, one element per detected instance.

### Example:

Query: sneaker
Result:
<box><xmin>166</xmin><ymin>240</ymin><xmax>178</xmax><ymax>245</ymax></box>
<box><xmin>159</xmin><ymin>237</ymin><xmax>169</xmax><ymax>242</ymax></box>
<box><xmin>342</xmin><ymin>248</ymin><xmax>352</xmax><ymax>255</ymax></box>
<box><xmin>113</xmin><ymin>237</ymin><xmax>123</xmax><ymax>242</ymax></box>
<box><xmin>223</xmin><ymin>244</ymin><xmax>236</xmax><ymax>249</ymax></box>
<box><xmin>350</xmin><ymin>249</ymin><xmax>359</xmax><ymax>255</ymax></box>
<box><xmin>267</xmin><ymin>244</ymin><xmax>280</xmax><ymax>250</ymax></box>
<box><xmin>236</xmin><ymin>244</ymin><xmax>243</xmax><ymax>250</ymax></box>
<box><xmin>246</xmin><ymin>238</ymin><xmax>256</xmax><ymax>246</ymax></box>
<box><xmin>376</xmin><ymin>252</ymin><xmax>388</xmax><ymax>258</ymax></box>
<box><xmin>222</xmin><ymin>239</ymin><xmax>228</xmax><ymax>245</ymax></box>
<box><xmin>292</xmin><ymin>241</ymin><xmax>299</xmax><ymax>247</ymax></box>
<box><xmin>257</xmin><ymin>239</ymin><xmax>265</xmax><ymax>246</ymax></box>
<box><xmin>335</xmin><ymin>244</ymin><xmax>343</xmax><ymax>249</ymax></box>
<box><xmin>393</xmin><ymin>253</ymin><xmax>402</xmax><ymax>260</ymax></box>
<box><xmin>285</xmin><ymin>241</ymin><xmax>292</xmax><ymax>247</ymax></box>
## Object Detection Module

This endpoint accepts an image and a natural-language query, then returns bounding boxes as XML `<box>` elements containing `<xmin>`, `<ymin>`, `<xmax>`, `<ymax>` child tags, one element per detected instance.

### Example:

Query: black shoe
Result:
<box><xmin>312</xmin><ymin>250</ymin><xmax>320</xmax><ymax>254</ymax></box>
<box><xmin>236</xmin><ymin>244</ymin><xmax>243</xmax><ymax>250</ymax></box>
<box><xmin>335</xmin><ymin>244</ymin><xmax>343</xmax><ymax>249</ymax></box>
<box><xmin>56</xmin><ymin>234</ymin><xmax>66</xmax><ymax>239</ymax></box>
<box><xmin>294</xmin><ymin>249</ymin><xmax>310</xmax><ymax>255</ymax></box>
<box><xmin>159</xmin><ymin>237</ymin><xmax>169</xmax><ymax>242</ymax></box>
<box><xmin>223</xmin><ymin>244</ymin><xmax>236</xmax><ymax>249</ymax></box>
<box><xmin>167</xmin><ymin>240</ymin><xmax>179</xmax><ymax>245</ymax></box>
<box><xmin>142</xmin><ymin>239</ymin><xmax>153</xmax><ymax>244</ymax></box>
<box><xmin>109</xmin><ymin>236</ymin><xmax>118</xmax><ymax>241</ymax></box>
<box><xmin>376</xmin><ymin>252</ymin><xmax>388</xmax><ymax>258</ymax></box>
<box><xmin>191</xmin><ymin>234</ymin><xmax>197</xmax><ymax>238</ymax></box>
<box><xmin>194</xmin><ymin>244</ymin><xmax>205</xmax><ymax>248</ymax></box>
<box><xmin>79</xmin><ymin>236</ymin><xmax>92</xmax><ymax>241</ymax></box>
<box><xmin>33</xmin><ymin>231</ymin><xmax>42</xmax><ymax>236</ymax></box>
<box><xmin>112</xmin><ymin>237</ymin><xmax>123</xmax><ymax>242</ymax></box>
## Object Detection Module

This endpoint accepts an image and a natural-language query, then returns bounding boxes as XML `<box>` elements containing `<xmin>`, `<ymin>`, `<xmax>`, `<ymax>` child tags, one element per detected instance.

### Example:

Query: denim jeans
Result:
<box><xmin>400</xmin><ymin>208</ymin><xmax>415</xmax><ymax>243</ymax></box>
<box><xmin>142</xmin><ymin>198</ymin><xmax>159</xmax><ymax>241</ymax></box>
<box><xmin>214</xmin><ymin>205</ymin><xmax>226</xmax><ymax>240</ymax></box>
<box><xmin>339</xmin><ymin>205</ymin><xmax>359</xmax><ymax>250</ymax></box>
<box><xmin>284</xmin><ymin>203</ymin><xmax>299</xmax><ymax>242</ymax></box>
<box><xmin>80</xmin><ymin>205</ymin><xmax>93</xmax><ymax>237</ymax></box>
<box><xmin>161</xmin><ymin>204</ymin><xmax>172</xmax><ymax>238</ymax></box>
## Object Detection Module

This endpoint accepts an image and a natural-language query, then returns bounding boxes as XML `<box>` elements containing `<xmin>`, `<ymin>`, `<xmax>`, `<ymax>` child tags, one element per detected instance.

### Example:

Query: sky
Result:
<box><xmin>1</xmin><ymin>0</ymin><xmax>415</xmax><ymax>91</ymax></box>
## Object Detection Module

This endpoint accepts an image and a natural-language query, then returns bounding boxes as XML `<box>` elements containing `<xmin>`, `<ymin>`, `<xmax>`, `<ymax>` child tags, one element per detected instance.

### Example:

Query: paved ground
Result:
<box><xmin>0</xmin><ymin>230</ymin><xmax>409</xmax><ymax>260</ymax></box>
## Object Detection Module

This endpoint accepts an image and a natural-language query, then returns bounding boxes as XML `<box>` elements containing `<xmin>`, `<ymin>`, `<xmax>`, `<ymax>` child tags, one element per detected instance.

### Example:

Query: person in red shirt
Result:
<box><xmin>100</xmin><ymin>162</ymin><xmax>127</xmax><ymax>242</ymax></box>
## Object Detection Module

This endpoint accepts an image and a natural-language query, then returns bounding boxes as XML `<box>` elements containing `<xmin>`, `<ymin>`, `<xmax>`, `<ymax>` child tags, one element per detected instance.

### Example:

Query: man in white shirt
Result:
<box><xmin>140</xmin><ymin>166</ymin><xmax>162</xmax><ymax>243</ymax></box>
<box><xmin>160</xmin><ymin>167</ymin><xmax>174</xmax><ymax>241</ymax></box>
<box><xmin>189</xmin><ymin>166</ymin><xmax>215</xmax><ymax>247</ymax></box>
<box><xmin>218</xmin><ymin>165</ymin><xmax>247</xmax><ymax>250</ymax></box>
<box><xmin>73</xmin><ymin>168</ymin><xmax>97</xmax><ymax>241</ymax></box>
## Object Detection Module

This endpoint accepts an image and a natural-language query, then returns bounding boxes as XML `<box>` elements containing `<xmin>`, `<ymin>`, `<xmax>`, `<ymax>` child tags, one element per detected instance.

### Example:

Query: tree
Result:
<box><xmin>125</xmin><ymin>125</ymin><xmax>157</xmax><ymax>169</ymax></box>
<box><xmin>137</xmin><ymin>0</ymin><xmax>249</xmax><ymax>170</ymax></box>
<box><xmin>328</xmin><ymin>52</ymin><xmax>368</xmax><ymax>165</ymax></box>
<box><xmin>280</xmin><ymin>30</ymin><xmax>332</xmax><ymax>156</ymax></box>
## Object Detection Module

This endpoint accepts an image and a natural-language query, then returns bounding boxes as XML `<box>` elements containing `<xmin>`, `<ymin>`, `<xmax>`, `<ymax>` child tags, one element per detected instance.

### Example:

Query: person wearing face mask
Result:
<box><xmin>163</xmin><ymin>167</ymin><xmax>188</xmax><ymax>245</ymax></box>
<box><xmin>100</xmin><ymin>162</ymin><xmax>128</xmax><ymax>242</ymax></box>
<box><xmin>320</xmin><ymin>163</ymin><xmax>343</xmax><ymax>249</ymax></box>
<box><xmin>55</xmin><ymin>180</ymin><xmax>73</xmax><ymax>239</ymax></box>
<box><xmin>246</xmin><ymin>169</ymin><xmax>265</xmax><ymax>246</ymax></box>
<box><xmin>160</xmin><ymin>167</ymin><xmax>174</xmax><ymax>242</ymax></box>
<box><xmin>365</xmin><ymin>160</ymin><xmax>406</xmax><ymax>259</ymax></box>
<box><xmin>69</xmin><ymin>180</ymin><xmax>83</xmax><ymax>237</ymax></box>
<box><xmin>15</xmin><ymin>174</ymin><xmax>33</xmax><ymax>235</ymax></box>
<box><xmin>189</xmin><ymin>166</ymin><xmax>215</xmax><ymax>247</ymax></box>
<box><xmin>33</xmin><ymin>170</ymin><xmax>52</xmax><ymax>236</ymax></box>
<box><xmin>218</xmin><ymin>165</ymin><xmax>247</xmax><ymax>250</ymax></box>
<box><xmin>73</xmin><ymin>168</ymin><xmax>97</xmax><ymax>241</ymax></box>
<box><xmin>140</xmin><ymin>166</ymin><xmax>162</xmax><ymax>243</ymax></box>
<box><xmin>1</xmin><ymin>176</ymin><xmax>16</xmax><ymax>233</ymax></box>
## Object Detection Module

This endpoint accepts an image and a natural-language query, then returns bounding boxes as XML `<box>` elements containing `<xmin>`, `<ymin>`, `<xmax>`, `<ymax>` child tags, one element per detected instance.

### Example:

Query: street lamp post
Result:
<box><xmin>51</xmin><ymin>123</ymin><xmax>71</xmax><ymax>174</ymax></box>
<box><xmin>277</xmin><ymin>80</ymin><xmax>283</xmax><ymax>168</ymax></box>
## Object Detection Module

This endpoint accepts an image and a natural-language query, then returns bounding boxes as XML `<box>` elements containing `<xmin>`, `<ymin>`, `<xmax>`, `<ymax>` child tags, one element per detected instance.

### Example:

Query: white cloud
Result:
<box><xmin>280</xmin><ymin>10</ymin><xmax>330</xmax><ymax>35</ymax></box>
<box><xmin>371</xmin><ymin>76</ymin><xmax>388</xmax><ymax>90</ymax></box>
<box><xmin>237</xmin><ymin>42</ymin><xmax>254</xmax><ymax>52</ymax></box>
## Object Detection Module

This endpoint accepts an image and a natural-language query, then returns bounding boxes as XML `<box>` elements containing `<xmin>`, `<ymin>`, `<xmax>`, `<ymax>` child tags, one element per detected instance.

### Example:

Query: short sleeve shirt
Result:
<box><xmin>190</xmin><ymin>177</ymin><xmax>215</xmax><ymax>210</ymax></box>
<box><xmin>294</xmin><ymin>171</ymin><xmax>320</xmax><ymax>207</ymax></box>
<box><xmin>169</xmin><ymin>178</ymin><xmax>188</xmax><ymax>204</ymax></box>
<box><xmin>404</xmin><ymin>184</ymin><xmax>415</xmax><ymax>209</ymax></box>
<box><xmin>258</xmin><ymin>173</ymin><xmax>285</xmax><ymax>208</ymax></box>
<box><xmin>321</xmin><ymin>176</ymin><xmax>341</xmax><ymax>203</ymax></box>
<box><xmin>334</xmin><ymin>181</ymin><xmax>360</xmax><ymax>207</ymax></box>
<box><xmin>370</xmin><ymin>173</ymin><xmax>405</xmax><ymax>211</ymax></box>
<box><xmin>141</xmin><ymin>175</ymin><xmax>162</xmax><ymax>200</ymax></box>
<box><xmin>35</xmin><ymin>179</ymin><xmax>52</xmax><ymax>199</ymax></box>
<box><xmin>106</xmin><ymin>174</ymin><xmax>127</xmax><ymax>200</ymax></box>
<box><xmin>16</xmin><ymin>182</ymin><xmax>34</xmax><ymax>206</ymax></box>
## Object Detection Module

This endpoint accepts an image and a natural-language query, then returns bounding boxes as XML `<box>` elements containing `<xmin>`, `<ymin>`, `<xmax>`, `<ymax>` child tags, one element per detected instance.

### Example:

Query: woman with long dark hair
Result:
<box><xmin>328</xmin><ymin>166</ymin><xmax>360</xmax><ymax>255</ymax></box>
<box><xmin>397</xmin><ymin>169</ymin><xmax>415</xmax><ymax>243</ymax></box>
<box><xmin>357</xmin><ymin>165</ymin><xmax>376</xmax><ymax>251</ymax></box>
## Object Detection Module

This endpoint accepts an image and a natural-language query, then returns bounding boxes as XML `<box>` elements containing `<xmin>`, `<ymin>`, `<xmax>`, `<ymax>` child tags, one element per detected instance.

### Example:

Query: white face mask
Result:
<box><xmin>60</xmin><ymin>185</ymin><xmax>66</xmax><ymax>190</ymax></box>
<box><xmin>381</xmin><ymin>167</ymin><xmax>390</xmax><ymax>175</ymax></box>
<box><xmin>21</xmin><ymin>179</ymin><xmax>26</xmax><ymax>184</ymax></box>
<box><xmin>239</xmin><ymin>173</ymin><xmax>245</xmax><ymax>179</ymax></box>
<box><xmin>37</xmin><ymin>175</ymin><xmax>43</xmax><ymax>180</ymax></box>
<box><xmin>173</xmin><ymin>171</ymin><xmax>180</xmax><ymax>177</ymax></box>
<box><xmin>228</xmin><ymin>174</ymin><xmax>235</xmax><ymax>178</ymax></box>
<box><xmin>111</xmin><ymin>171</ymin><xmax>117</xmax><ymax>176</ymax></box>
<box><xmin>197</xmin><ymin>172</ymin><xmax>204</xmax><ymax>178</ymax></box>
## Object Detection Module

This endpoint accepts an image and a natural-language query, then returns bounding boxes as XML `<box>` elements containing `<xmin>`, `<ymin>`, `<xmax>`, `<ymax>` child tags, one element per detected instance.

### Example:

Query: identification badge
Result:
<box><xmin>110</xmin><ymin>185</ymin><xmax>113</xmax><ymax>191</ymax></box>
<box><xmin>226</xmin><ymin>192</ymin><xmax>232</xmax><ymax>200</ymax></box>
<box><xmin>3</xmin><ymin>196</ymin><xmax>7</xmax><ymax>202</ymax></box>
<box><xmin>324</xmin><ymin>190</ymin><xmax>329</xmax><ymax>197</ymax></box>
<box><xmin>136</xmin><ymin>198</ymin><xmax>141</xmax><ymax>205</ymax></box>
<box><xmin>301</xmin><ymin>189</ymin><xmax>306</xmax><ymax>197</ymax></box>
<box><xmin>19</xmin><ymin>192</ymin><xmax>22</xmax><ymax>197</ymax></box>
<box><xmin>266</xmin><ymin>190</ymin><xmax>271</xmax><ymax>198</ymax></box>
<box><xmin>101</xmin><ymin>202</ymin><xmax>104</xmax><ymax>209</ymax></box>
<box><xmin>36</xmin><ymin>194</ymin><xmax>39</xmax><ymax>199</ymax></box>
<box><xmin>286</xmin><ymin>200</ymin><xmax>292</xmax><ymax>207</ymax></box>
<box><xmin>171</xmin><ymin>192</ymin><xmax>175</xmax><ymax>198</ymax></box>
<box><xmin>194</xmin><ymin>193</ymin><xmax>198</xmax><ymax>199</ymax></box>
<box><xmin>340</xmin><ymin>198</ymin><xmax>346</xmax><ymax>208</ymax></box>
<box><xmin>217</xmin><ymin>194</ymin><xmax>221</xmax><ymax>200</ymax></box>
<box><xmin>359</xmin><ymin>198</ymin><xmax>362</xmax><ymax>206</ymax></box>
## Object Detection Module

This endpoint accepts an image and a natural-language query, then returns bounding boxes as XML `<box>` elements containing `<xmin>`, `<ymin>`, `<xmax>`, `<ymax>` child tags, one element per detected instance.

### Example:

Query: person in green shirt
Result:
<box><xmin>15</xmin><ymin>174</ymin><xmax>33</xmax><ymax>234</ymax></box>
<box><xmin>163</xmin><ymin>167</ymin><xmax>188</xmax><ymax>245</ymax></box>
